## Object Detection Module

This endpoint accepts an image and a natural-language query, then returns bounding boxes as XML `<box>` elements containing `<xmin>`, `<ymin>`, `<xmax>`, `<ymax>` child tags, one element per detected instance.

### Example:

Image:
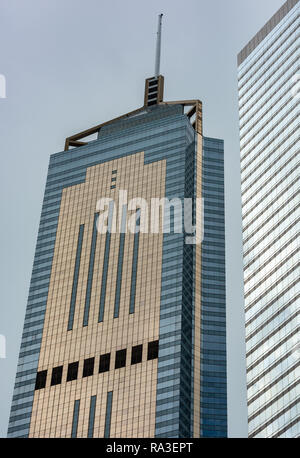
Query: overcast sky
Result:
<box><xmin>0</xmin><ymin>0</ymin><xmax>284</xmax><ymax>438</ymax></box>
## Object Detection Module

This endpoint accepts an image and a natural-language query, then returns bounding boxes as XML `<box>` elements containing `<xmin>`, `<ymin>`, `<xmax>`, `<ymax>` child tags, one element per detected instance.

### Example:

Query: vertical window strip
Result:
<box><xmin>98</xmin><ymin>201</ymin><xmax>114</xmax><ymax>322</ymax></box>
<box><xmin>68</xmin><ymin>225</ymin><xmax>84</xmax><ymax>331</ymax></box>
<box><xmin>87</xmin><ymin>395</ymin><xmax>97</xmax><ymax>438</ymax></box>
<box><xmin>83</xmin><ymin>213</ymin><xmax>98</xmax><ymax>327</ymax></box>
<box><xmin>129</xmin><ymin>212</ymin><xmax>141</xmax><ymax>314</ymax></box>
<box><xmin>114</xmin><ymin>205</ymin><xmax>127</xmax><ymax>318</ymax></box>
<box><xmin>104</xmin><ymin>391</ymin><xmax>113</xmax><ymax>438</ymax></box>
<box><xmin>71</xmin><ymin>399</ymin><xmax>80</xmax><ymax>438</ymax></box>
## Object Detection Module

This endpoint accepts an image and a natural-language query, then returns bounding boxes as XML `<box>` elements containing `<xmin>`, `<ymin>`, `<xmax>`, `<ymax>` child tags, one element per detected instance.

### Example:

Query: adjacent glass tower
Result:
<box><xmin>8</xmin><ymin>74</ymin><xmax>227</xmax><ymax>438</ymax></box>
<box><xmin>238</xmin><ymin>0</ymin><xmax>299</xmax><ymax>438</ymax></box>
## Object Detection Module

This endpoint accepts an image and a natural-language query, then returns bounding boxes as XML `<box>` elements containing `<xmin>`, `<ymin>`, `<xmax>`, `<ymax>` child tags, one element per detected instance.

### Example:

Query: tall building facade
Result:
<box><xmin>238</xmin><ymin>0</ymin><xmax>299</xmax><ymax>438</ymax></box>
<box><xmin>8</xmin><ymin>75</ymin><xmax>227</xmax><ymax>438</ymax></box>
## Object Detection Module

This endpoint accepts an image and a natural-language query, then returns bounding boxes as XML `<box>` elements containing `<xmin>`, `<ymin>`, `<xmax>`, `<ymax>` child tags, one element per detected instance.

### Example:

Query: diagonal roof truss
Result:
<box><xmin>64</xmin><ymin>99</ymin><xmax>202</xmax><ymax>151</ymax></box>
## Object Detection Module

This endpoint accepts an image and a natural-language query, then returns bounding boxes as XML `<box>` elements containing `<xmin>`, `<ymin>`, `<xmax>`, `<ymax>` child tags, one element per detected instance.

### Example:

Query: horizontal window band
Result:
<box><xmin>19</xmin><ymin>348</ymin><xmax>40</xmax><ymax>359</ymax></box>
<box><xmin>240</xmin><ymin>103</ymin><xmax>298</xmax><ymax>156</ymax></box>
<box><xmin>32</xmin><ymin>261</ymin><xmax>53</xmax><ymax>271</ymax></box>
<box><xmin>245</xmin><ymin>350</ymin><xmax>293</xmax><ymax>389</ymax></box>
<box><xmin>20</xmin><ymin>339</ymin><xmax>41</xmax><ymax>350</ymax></box>
<box><xmin>240</xmin><ymin>84</ymin><xmax>293</xmax><ymax>139</ymax></box>
<box><xmin>245</xmin><ymin>262</ymin><xmax>299</xmax><ymax>313</ymax></box>
<box><xmin>9</xmin><ymin>410</ymin><xmax>32</xmax><ymax>423</ymax></box>
<box><xmin>27</xmin><ymin>290</ymin><xmax>49</xmax><ymax>301</ymax></box>
<box><xmin>23</xmin><ymin>319</ymin><xmax>44</xmax><ymax>329</ymax></box>
<box><xmin>241</xmin><ymin>140</ymin><xmax>298</xmax><ymax>199</ymax></box>
<box><xmin>238</xmin><ymin>16</ymin><xmax>299</xmax><ymax>87</ymax></box>
<box><xmin>247</xmin><ymin>327</ymin><xmax>299</xmax><ymax>374</ymax></box>
<box><xmin>36</xmin><ymin>229</ymin><xmax>57</xmax><ymax>243</ymax></box>
<box><xmin>46</xmin><ymin>170</ymin><xmax>87</xmax><ymax>187</ymax></box>
<box><xmin>47</xmin><ymin>134</ymin><xmax>186</xmax><ymax>182</ymax></box>
<box><xmin>242</xmin><ymin>164</ymin><xmax>299</xmax><ymax>221</ymax></box>
<box><xmin>155</xmin><ymin>418</ymin><xmax>180</xmax><ymax>430</ymax></box>
<box><xmin>241</xmin><ymin>126</ymin><xmax>298</xmax><ymax>191</ymax></box>
<box><xmin>246</xmin><ymin>310</ymin><xmax>299</xmax><ymax>358</ymax></box>
<box><xmin>243</xmin><ymin>215</ymin><xmax>299</xmax><ymax>266</ymax></box>
<box><xmin>244</xmin><ymin>248</ymin><xmax>299</xmax><ymax>299</ymax></box>
<box><xmin>14</xmin><ymin>378</ymin><xmax>36</xmax><ymax>389</ymax></box>
<box><xmin>28</xmin><ymin>282</ymin><xmax>50</xmax><ymax>294</ymax></box>
<box><xmin>10</xmin><ymin>401</ymin><xmax>33</xmax><ymax>412</ymax></box>
<box><xmin>245</xmin><ymin>283</ymin><xmax>298</xmax><ymax>332</ymax></box>
<box><xmin>243</xmin><ymin>206</ymin><xmax>299</xmax><ymax>258</ymax></box>
<box><xmin>247</xmin><ymin>361</ymin><xmax>300</xmax><ymax>407</ymax></box>
<box><xmin>272</xmin><ymin>416</ymin><xmax>300</xmax><ymax>438</ymax></box>
<box><xmin>16</xmin><ymin>368</ymin><xmax>38</xmax><ymax>379</ymax></box>
<box><xmin>239</xmin><ymin>42</ymin><xmax>299</xmax><ymax>109</ymax></box>
<box><xmin>249</xmin><ymin>399</ymin><xmax>300</xmax><ymax>438</ymax></box>
<box><xmin>21</xmin><ymin>330</ymin><xmax>43</xmax><ymax>341</ymax></box>
<box><xmin>50</xmin><ymin>124</ymin><xmax>188</xmax><ymax>169</ymax></box>
<box><xmin>239</xmin><ymin>35</ymin><xmax>299</xmax><ymax>106</ymax></box>
<box><xmin>7</xmin><ymin>423</ymin><xmax>31</xmax><ymax>434</ymax></box>
<box><xmin>245</xmin><ymin>231</ymin><xmax>298</xmax><ymax>284</ymax></box>
<box><xmin>246</xmin><ymin>295</ymin><xmax>299</xmax><ymax>342</ymax></box>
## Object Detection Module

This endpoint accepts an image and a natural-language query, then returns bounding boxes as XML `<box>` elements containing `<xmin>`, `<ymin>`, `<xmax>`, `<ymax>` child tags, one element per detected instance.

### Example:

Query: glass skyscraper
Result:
<box><xmin>238</xmin><ymin>0</ymin><xmax>299</xmax><ymax>438</ymax></box>
<box><xmin>8</xmin><ymin>74</ymin><xmax>227</xmax><ymax>438</ymax></box>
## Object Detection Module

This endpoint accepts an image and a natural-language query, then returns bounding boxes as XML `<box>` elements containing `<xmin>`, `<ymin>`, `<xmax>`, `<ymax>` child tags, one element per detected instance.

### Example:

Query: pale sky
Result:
<box><xmin>0</xmin><ymin>0</ymin><xmax>284</xmax><ymax>438</ymax></box>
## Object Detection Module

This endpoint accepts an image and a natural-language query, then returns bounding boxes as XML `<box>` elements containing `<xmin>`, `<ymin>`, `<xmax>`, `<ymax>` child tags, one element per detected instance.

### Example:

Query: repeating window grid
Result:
<box><xmin>11</xmin><ymin>105</ymin><xmax>204</xmax><ymax>438</ymax></box>
<box><xmin>27</xmin><ymin>150</ymin><xmax>167</xmax><ymax>437</ymax></box>
<box><xmin>239</xmin><ymin>3</ymin><xmax>300</xmax><ymax>438</ymax></box>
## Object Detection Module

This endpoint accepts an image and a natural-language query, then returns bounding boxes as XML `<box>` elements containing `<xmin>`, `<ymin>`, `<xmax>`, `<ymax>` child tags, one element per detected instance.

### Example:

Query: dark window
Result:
<box><xmin>148</xmin><ymin>80</ymin><xmax>158</xmax><ymax>87</ymax></box>
<box><xmin>71</xmin><ymin>399</ymin><xmax>80</xmax><ymax>438</ymax></box>
<box><xmin>51</xmin><ymin>366</ymin><xmax>63</xmax><ymax>386</ymax></box>
<box><xmin>99</xmin><ymin>353</ymin><xmax>110</xmax><ymax>373</ymax></box>
<box><xmin>147</xmin><ymin>340</ymin><xmax>159</xmax><ymax>360</ymax></box>
<box><xmin>67</xmin><ymin>361</ymin><xmax>79</xmax><ymax>382</ymax></box>
<box><xmin>110</xmin><ymin>185</ymin><xmax>116</xmax><ymax>189</ymax></box>
<box><xmin>104</xmin><ymin>391</ymin><xmax>113</xmax><ymax>438</ymax></box>
<box><xmin>83</xmin><ymin>213</ymin><xmax>98</xmax><ymax>327</ymax></box>
<box><xmin>148</xmin><ymin>93</ymin><xmax>157</xmax><ymax>101</ymax></box>
<box><xmin>148</xmin><ymin>86</ymin><xmax>158</xmax><ymax>94</ymax></box>
<box><xmin>115</xmin><ymin>349</ymin><xmax>126</xmax><ymax>369</ymax></box>
<box><xmin>111</xmin><ymin>177</ymin><xmax>116</xmax><ymax>182</ymax></box>
<box><xmin>129</xmin><ymin>213</ymin><xmax>140</xmax><ymax>314</ymax></box>
<box><xmin>83</xmin><ymin>357</ymin><xmax>95</xmax><ymax>377</ymax></box>
<box><xmin>112</xmin><ymin>170</ymin><xmax>117</xmax><ymax>175</ymax></box>
<box><xmin>35</xmin><ymin>370</ymin><xmax>47</xmax><ymax>390</ymax></box>
<box><xmin>68</xmin><ymin>224</ymin><xmax>84</xmax><ymax>331</ymax></box>
<box><xmin>131</xmin><ymin>345</ymin><xmax>143</xmax><ymax>365</ymax></box>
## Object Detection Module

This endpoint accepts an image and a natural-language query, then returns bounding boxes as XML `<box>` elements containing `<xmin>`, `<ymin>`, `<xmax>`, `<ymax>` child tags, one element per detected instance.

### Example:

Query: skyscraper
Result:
<box><xmin>8</xmin><ymin>22</ymin><xmax>227</xmax><ymax>437</ymax></box>
<box><xmin>238</xmin><ymin>0</ymin><xmax>299</xmax><ymax>438</ymax></box>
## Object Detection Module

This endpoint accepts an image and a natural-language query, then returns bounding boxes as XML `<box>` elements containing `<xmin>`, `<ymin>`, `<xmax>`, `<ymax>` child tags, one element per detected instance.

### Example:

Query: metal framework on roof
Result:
<box><xmin>64</xmin><ymin>14</ymin><xmax>203</xmax><ymax>152</ymax></box>
<box><xmin>64</xmin><ymin>75</ymin><xmax>202</xmax><ymax>151</ymax></box>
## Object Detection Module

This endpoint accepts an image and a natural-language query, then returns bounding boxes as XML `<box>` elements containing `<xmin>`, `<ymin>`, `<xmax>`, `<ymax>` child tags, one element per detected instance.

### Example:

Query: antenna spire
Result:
<box><xmin>144</xmin><ymin>14</ymin><xmax>164</xmax><ymax>107</ymax></box>
<box><xmin>155</xmin><ymin>14</ymin><xmax>163</xmax><ymax>77</ymax></box>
